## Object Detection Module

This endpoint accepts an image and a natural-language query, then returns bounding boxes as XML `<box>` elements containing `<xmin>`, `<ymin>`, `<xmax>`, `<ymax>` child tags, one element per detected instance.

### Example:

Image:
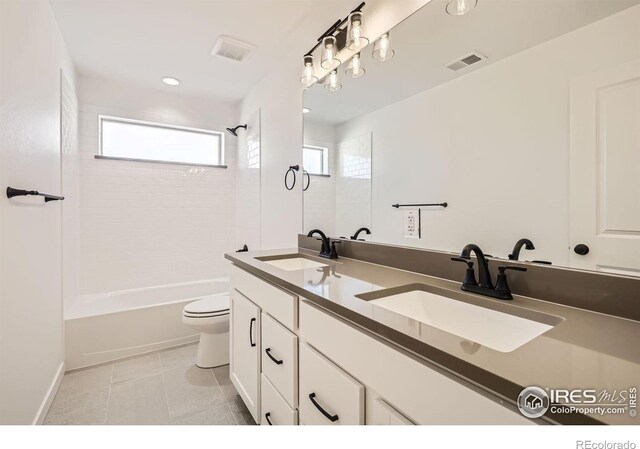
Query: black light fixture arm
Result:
<box><xmin>304</xmin><ymin>2</ymin><xmax>366</xmax><ymax>56</ymax></box>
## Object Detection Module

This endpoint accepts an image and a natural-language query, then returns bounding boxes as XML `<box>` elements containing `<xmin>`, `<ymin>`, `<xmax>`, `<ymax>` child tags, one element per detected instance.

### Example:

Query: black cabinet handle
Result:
<box><xmin>249</xmin><ymin>318</ymin><xmax>256</xmax><ymax>347</ymax></box>
<box><xmin>308</xmin><ymin>393</ymin><xmax>339</xmax><ymax>422</ymax></box>
<box><xmin>264</xmin><ymin>412</ymin><xmax>273</xmax><ymax>425</ymax></box>
<box><xmin>265</xmin><ymin>348</ymin><xmax>283</xmax><ymax>365</ymax></box>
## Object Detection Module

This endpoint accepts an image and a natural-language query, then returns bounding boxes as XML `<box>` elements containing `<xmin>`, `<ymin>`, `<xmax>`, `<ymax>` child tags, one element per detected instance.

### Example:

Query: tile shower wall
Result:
<box><xmin>303</xmin><ymin>120</ymin><xmax>336</xmax><ymax>235</ymax></box>
<box><xmin>77</xmin><ymin>77</ymin><xmax>239</xmax><ymax>294</ymax></box>
<box><xmin>335</xmin><ymin>133</ymin><xmax>372</xmax><ymax>237</ymax></box>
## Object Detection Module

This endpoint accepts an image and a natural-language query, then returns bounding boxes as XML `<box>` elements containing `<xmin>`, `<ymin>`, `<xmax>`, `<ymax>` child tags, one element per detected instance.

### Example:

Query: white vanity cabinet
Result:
<box><xmin>230</xmin><ymin>265</ymin><xmax>299</xmax><ymax>425</ymax></box>
<box><xmin>230</xmin><ymin>289</ymin><xmax>261</xmax><ymax>423</ymax></box>
<box><xmin>229</xmin><ymin>263</ymin><xmax>531</xmax><ymax>425</ymax></box>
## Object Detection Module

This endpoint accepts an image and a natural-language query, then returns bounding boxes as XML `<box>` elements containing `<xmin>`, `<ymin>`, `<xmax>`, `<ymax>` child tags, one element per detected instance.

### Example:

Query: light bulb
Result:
<box><xmin>324</xmin><ymin>70</ymin><xmax>342</xmax><ymax>92</ymax></box>
<box><xmin>345</xmin><ymin>53</ymin><xmax>365</xmax><ymax>79</ymax></box>
<box><xmin>300</xmin><ymin>55</ymin><xmax>318</xmax><ymax>87</ymax></box>
<box><xmin>347</xmin><ymin>11</ymin><xmax>369</xmax><ymax>51</ymax></box>
<box><xmin>321</xmin><ymin>36</ymin><xmax>341</xmax><ymax>70</ymax></box>
<box><xmin>372</xmin><ymin>33</ymin><xmax>395</xmax><ymax>62</ymax></box>
<box><xmin>446</xmin><ymin>0</ymin><xmax>478</xmax><ymax>16</ymax></box>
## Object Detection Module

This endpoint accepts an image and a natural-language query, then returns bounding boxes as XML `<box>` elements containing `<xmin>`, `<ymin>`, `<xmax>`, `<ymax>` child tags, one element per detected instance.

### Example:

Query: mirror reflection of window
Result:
<box><xmin>303</xmin><ymin>145</ymin><xmax>329</xmax><ymax>175</ymax></box>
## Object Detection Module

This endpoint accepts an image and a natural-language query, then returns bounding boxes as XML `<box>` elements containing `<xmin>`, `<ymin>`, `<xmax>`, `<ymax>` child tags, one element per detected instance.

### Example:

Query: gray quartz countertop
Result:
<box><xmin>225</xmin><ymin>248</ymin><xmax>640</xmax><ymax>425</ymax></box>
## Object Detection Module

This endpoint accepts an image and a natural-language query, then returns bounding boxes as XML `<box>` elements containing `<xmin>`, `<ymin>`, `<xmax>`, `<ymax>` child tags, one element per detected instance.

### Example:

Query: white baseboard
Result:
<box><xmin>33</xmin><ymin>361</ymin><xmax>65</xmax><ymax>425</ymax></box>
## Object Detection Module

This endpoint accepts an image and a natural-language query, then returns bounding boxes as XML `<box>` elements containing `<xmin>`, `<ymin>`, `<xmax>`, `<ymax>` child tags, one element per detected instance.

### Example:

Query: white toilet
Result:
<box><xmin>182</xmin><ymin>294</ymin><xmax>230</xmax><ymax>368</ymax></box>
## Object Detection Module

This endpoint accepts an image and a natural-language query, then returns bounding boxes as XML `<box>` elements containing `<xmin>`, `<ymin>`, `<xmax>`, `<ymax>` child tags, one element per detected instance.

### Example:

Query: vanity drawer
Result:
<box><xmin>261</xmin><ymin>374</ymin><xmax>298</xmax><ymax>426</ymax></box>
<box><xmin>261</xmin><ymin>312</ymin><xmax>298</xmax><ymax>408</ymax></box>
<box><xmin>299</xmin><ymin>343</ymin><xmax>364</xmax><ymax>425</ymax></box>
<box><xmin>230</xmin><ymin>265</ymin><xmax>297</xmax><ymax>330</ymax></box>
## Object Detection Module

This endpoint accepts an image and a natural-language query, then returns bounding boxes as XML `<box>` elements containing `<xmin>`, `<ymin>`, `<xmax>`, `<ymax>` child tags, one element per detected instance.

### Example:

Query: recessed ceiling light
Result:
<box><xmin>162</xmin><ymin>77</ymin><xmax>181</xmax><ymax>86</ymax></box>
<box><xmin>303</xmin><ymin>108</ymin><xmax>311</xmax><ymax>114</ymax></box>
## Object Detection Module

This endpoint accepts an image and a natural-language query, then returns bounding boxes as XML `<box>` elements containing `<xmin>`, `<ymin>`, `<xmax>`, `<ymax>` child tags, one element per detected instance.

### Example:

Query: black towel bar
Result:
<box><xmin>6</xmin><ymin>187</ymin><xmax>64</xmax><ymax>203</ymax></box>
<box><xmin>392</xmin><ymin>202</ymin><xmax>447</xmax><ymax>208</ymax></box>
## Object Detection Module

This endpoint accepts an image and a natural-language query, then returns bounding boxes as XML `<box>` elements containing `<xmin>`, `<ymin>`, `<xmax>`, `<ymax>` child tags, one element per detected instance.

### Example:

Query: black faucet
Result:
<box><xmin>508</xmin><ymin>238</ymin><xmax>535</xmax><ymax>261</ymax></box>
<box><xmin>452</xmin><ymin>243</ymin><xmax>527</xmax><ymax>300</ymax></box>
<box><xmin>459</xmin><ymin>244</ymin><xmax>493</xmax><ymax>289</ymax></box>
<box><xmin>307</xmin><ymin>229</ymin><xmax>339</xmax><ymax>259</ymax></box>
<box><xmin>350</xmin><ymin>227</ymin><xmax>371</xmax><ymax>240</ymax></box>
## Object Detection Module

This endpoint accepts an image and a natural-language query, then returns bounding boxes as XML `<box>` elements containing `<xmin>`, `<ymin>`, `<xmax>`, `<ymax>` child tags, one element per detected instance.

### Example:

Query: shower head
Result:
<box><xmin>226</xmin><ymin>124</ymin><xmax>247</xmax><ymax>136</ymax></box>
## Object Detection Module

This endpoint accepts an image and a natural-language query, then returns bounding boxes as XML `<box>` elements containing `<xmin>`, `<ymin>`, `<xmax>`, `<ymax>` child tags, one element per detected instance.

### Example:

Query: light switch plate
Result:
<box><xmin>403</xmin><ymin>209</ymin><xmax>420</xmax><ymax>238</ymax></box>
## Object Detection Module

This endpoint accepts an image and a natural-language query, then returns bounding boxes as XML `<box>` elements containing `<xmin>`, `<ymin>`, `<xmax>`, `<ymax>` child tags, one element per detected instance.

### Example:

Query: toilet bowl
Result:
<box><xmin>182</xmin><ymin>294</ymin><xmax>230</xmax><ymax>368</ymax></box>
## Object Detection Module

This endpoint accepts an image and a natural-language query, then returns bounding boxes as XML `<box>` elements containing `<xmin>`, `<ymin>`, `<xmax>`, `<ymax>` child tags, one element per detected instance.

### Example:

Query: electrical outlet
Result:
<box><xmin>403</xmin><ymin>209</ymin><xmax>420</xmax><ymax>238</ymax></box>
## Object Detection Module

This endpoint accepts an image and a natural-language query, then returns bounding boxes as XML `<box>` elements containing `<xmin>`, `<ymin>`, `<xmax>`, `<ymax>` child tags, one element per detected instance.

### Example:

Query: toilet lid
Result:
<box><xmin>183</xmin><ymin>295</ymin><xmax>229</xmax><ymax>315</ymax></box>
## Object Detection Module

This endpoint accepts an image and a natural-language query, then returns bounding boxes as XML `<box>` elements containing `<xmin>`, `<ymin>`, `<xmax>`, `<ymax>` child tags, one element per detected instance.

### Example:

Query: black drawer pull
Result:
<box><xmin>308</xmin><ymin>392</ymin><xmax>339</xmax><ymax>422</ymax></box>
<box><xmin>249</xmin><ymin>318</ymin><xmax>256</xmax><ymax>347</ymax></box>
<box><xmin>265</xmin><ymin>348</ymin><xmax>284</xmax><ymax>365</ymax></box>
<box><xmin>264</xmin><ymin>412</ymin><xmax>273</xmax><ymax>425</ymax></box>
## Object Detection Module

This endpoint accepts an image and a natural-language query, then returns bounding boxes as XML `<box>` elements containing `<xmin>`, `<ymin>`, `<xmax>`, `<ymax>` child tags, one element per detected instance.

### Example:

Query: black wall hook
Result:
<box><xmin>6</xmin><ymin>187</ymin><xmax>64</xmax><ymax>203</ymax></box>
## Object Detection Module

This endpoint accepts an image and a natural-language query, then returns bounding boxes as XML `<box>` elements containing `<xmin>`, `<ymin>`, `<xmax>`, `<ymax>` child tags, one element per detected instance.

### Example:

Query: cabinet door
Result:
<box><xmin>299</xmin><ymin>343</ymin><xmax>364</xmax><ymax>425</ymax></box>
<box><xmin>230</xmin><ymin>289</ymin><xmax>261</xmax><ymax>423</ymax></box>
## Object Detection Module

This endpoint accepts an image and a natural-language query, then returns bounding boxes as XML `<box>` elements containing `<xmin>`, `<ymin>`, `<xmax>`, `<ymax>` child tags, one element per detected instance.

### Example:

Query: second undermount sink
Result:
<box><xmin>255</xmin><ymin>254</ymin><xmax>329</xmax><ymax>271</ymax></box>
<box><xmin>357</xmin><ymin>284</ymin><xmax>562</xmax><ymax>353</ymax></box>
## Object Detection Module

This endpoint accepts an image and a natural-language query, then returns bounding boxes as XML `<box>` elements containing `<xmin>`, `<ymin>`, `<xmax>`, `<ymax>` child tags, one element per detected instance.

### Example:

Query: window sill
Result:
<box><xmin>308</xmin><ymin>173</ymin><xmax>330</xmax><ymax>178</ymax></box>
<box><xmin>94</xmin><ymin>155</ymin><xmax>227</xmax><ymax>169</ymax></box>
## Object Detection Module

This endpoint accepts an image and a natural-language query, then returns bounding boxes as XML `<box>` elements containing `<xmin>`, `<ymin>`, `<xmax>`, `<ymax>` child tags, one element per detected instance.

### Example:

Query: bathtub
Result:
<box><xmin>65</xmin><ymin>278</ymin><xmax>229</xmax><ymax>370</ymax></box>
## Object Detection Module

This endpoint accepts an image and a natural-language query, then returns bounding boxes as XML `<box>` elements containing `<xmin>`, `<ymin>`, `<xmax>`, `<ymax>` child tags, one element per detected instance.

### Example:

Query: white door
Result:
<box><xmin>569</xmin><ymin>59</ymin><xmax>640</xmax><ymax>275</ymax></box>
<box><xmin>230</xmin><ymin>289</ymin><xmax>261</xmax><ymax>423</ymax></box>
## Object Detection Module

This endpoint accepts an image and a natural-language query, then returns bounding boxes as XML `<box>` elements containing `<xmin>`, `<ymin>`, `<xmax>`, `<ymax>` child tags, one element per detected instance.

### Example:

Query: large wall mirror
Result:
<box><xmin>302</xmin><ymin>0</ymin><xmax>640</xmax><ymax>275</ymax></box>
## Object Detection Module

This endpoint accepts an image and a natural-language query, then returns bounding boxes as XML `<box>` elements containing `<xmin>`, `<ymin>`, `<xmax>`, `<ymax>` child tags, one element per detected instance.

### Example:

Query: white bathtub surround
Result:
<box><xmin>65</xmin><ymin>279</ymin><xmax>229</xmax><ymax>370</ymax></box>
<box><xmin>77</xmin><ymin>76</ymin><xmax>239</xmax><ymax>294</ymax></box>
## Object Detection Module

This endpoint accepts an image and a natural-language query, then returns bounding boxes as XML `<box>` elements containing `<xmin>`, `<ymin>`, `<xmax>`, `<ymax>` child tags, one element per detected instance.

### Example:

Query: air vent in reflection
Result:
<box><xmin>211</xmin><ymin>35</ymin><xmax>256</xmax><ymax>63</ymax></box>
<box><xmin>445</xmin><ymin>52</ymin><xmax>486</xmax><ymax>71</ymax></box>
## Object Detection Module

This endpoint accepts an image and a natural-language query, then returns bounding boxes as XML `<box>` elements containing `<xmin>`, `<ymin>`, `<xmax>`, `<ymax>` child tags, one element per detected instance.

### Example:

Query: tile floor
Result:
<box><xmin>44</xmin><ymin>343</ymin><xmax>255</xmax><ymax>425</ymax></box>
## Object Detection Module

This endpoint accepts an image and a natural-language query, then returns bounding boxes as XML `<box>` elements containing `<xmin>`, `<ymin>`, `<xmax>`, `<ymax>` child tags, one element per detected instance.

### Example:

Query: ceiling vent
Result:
<box><xmin>211</xmin><ymin>35</ymin><xmax>256</xmax><ymax>63</ymax></box>
<box><xmin>445</xmin><ymin>52</ymin><xmax>486</xmax><ymax>71</ymax></box>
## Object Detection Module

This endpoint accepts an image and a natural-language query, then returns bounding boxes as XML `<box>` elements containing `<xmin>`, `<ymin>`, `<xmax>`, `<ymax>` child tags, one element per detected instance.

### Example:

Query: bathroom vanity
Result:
<box><xmin>225</xmin><ymin>241</ymin><xmax>640</xmax><ymax>425</ymax></box>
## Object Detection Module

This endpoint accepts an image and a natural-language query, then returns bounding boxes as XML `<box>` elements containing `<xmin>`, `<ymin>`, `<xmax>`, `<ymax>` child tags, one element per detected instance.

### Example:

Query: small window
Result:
<box><xmin>303</xmin><ymin>145</ymin><xmax>329</xmax><ymax>175</ymax></box>
<box><xmin>99</xmin><ymin>116</ymin><xmax>224</xmax><ymax>166</ymax></box>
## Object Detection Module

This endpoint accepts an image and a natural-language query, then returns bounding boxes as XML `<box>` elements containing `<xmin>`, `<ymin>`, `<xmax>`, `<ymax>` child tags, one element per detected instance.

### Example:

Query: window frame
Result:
<box><xmin>303</xmin><ymin>144</ymin><xmax>330</xmax><ymax>176</ymax></box>
<box><xmin>97</xmin><ymin>115</ymin><xmax>226</xmax><ymax>168</ymax></box>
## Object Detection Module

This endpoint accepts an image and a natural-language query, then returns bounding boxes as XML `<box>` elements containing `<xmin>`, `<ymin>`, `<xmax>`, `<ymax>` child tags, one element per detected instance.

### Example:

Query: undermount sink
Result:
<box><xmin>357</xmin><ymin>284</ymin><xmax>562</xmax><ymax>353</ymax></box>
<box><xmin>255</xmin><ymin>254</ymin><xmax>329</xmax><ymax>271</ymax></box>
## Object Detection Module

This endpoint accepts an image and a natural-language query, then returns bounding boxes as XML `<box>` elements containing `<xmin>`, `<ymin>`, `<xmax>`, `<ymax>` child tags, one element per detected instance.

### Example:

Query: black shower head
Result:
<box><xmin>226</xmin><ymin>124</ymin><xmax>247</xmax><ymax>136</ymax></box>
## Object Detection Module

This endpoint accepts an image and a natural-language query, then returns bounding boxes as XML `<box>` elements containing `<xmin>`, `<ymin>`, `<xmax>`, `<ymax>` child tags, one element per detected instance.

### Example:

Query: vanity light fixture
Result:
<box><xmin>345</xmin><ymin>53</ymin><xmax>366</xmax><ymax>78</ymax></box>
<box><xmin>320</xmin><ymin>36</ymin><xmax>341</xmax><ymax>70</ymax></box>
<box><xmin>300</xmin><ymin>55</ymin><xmax>318</xmax><ymax>87</ymax></box>
<box><xmin>161</xmin><ymin>77</ymin><xmax>181</xmax><ymax>86</ymax></box>
<box><xmin>446</xmin><ymin>0</ymin><xmax>478</xmax><ymax>16</ymax></box>
<box><xmin>346</xmin><ymin>10</ymin><xmax>369</xmax><ymax>51</ymax></box>
<box><xmin>324</xmin><ymin>70</ymin><xmax>342</xmax><ymax>92</ymax></box>
<box><xmin>372</xmin><ymin>32</ymin><xmax>394</xmax><ymax>62</ymax></box>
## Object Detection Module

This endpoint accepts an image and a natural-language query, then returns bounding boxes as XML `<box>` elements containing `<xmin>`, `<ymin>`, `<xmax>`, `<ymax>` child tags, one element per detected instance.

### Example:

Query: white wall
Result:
<box><xmin>336</xmin><ymin>5</ymin><xmax>640</xmax><ymax>265</ymax></box>
<box><xmin>0</xmin><ymin>0</ymin><xmax>76</xmax><ymax>424</ymax></box>
<box><xmin>77</xmin><ymin>76</ymin><xmax>239</xmax><ymax>294</ymax></box>
<box><xmin>240</xmin><ymin>59</ymin><xmax>304</xmax><ymax>249</ymax></box>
